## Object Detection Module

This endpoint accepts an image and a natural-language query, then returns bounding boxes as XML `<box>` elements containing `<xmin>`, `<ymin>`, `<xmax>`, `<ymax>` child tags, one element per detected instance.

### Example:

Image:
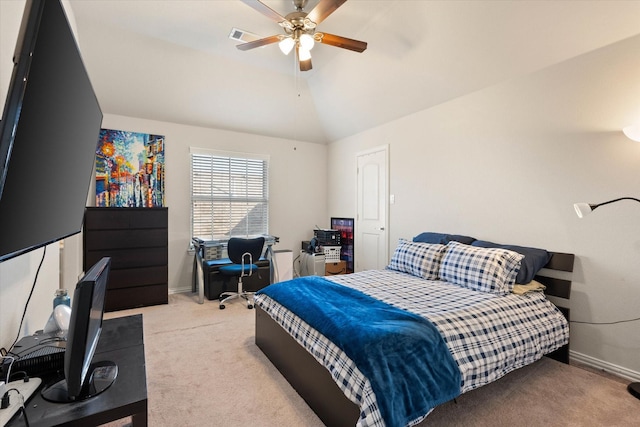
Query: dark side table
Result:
<box><xmin>7</xmin><ymin>314</ymin><xmax>147</xmax><ymax>426</ymax></box>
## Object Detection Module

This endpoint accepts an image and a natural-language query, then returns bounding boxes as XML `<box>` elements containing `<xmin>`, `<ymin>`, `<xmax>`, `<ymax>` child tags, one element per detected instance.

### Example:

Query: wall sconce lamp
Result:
<box><xmin>622</xmin><ymin>124</ymin><xmax>640</xmax><ymax>142</ymax></box>
<box><xmin>573</xmin><ymin>196</ymin><xmax>640</xmax><ymax>399</ymax></box>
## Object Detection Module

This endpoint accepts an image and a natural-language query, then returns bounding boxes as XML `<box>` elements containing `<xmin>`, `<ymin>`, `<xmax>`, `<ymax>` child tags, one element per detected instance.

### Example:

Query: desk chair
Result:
<box><xmin>219</xmin><ymin>237</ymin><xmax>265</xmax><ymax>309</ymax></box>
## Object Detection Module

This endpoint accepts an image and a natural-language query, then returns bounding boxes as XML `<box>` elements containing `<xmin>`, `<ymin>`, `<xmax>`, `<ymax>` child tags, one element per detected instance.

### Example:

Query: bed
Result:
<box><xmin>254</xmin><ymin>234</ymin><xmax>574</xmax><ymax>427</ymax></box>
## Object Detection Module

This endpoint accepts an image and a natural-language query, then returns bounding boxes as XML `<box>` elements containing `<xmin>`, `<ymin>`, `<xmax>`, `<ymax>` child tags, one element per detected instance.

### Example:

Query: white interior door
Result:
<box><xmin>355</xmin><ymin>146</ymin><xmax>388</xmax><ymax>271</ymax></box>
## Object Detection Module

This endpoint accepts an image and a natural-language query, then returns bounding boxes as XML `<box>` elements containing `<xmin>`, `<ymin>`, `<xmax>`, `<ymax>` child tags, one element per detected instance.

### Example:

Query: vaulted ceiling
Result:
<box><xmin>66</xmin><ymin>0</ymin><xmax>640</xmax><ymax>144</ymax></box>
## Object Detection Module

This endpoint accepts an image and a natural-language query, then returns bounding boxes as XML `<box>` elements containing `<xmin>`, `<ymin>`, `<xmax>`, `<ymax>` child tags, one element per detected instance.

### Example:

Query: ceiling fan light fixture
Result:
<box><xmin>279</xmin><ymin>37</ymin><xmax>295</xmax><ymax>55</ymax></box>
<box><xmin>299</xmin><ymin>33</ymin><xmax>315</xmax><ymax>50</ymax></box>
<box><xmin>298</xmin><ymin>47</ymin><xmax>312</xmax><ymax>61</ymax></box>
<box><xmin>237</xmin><ymin>0</ymin><xmax>368</xmax><ymax>71</ymax></box>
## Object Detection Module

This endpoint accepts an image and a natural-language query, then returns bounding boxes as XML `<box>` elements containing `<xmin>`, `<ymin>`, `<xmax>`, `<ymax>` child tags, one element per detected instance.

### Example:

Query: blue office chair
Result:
<box><xmin>219</xmin><ymin>237</ymin><xmax>265</xmax><ymax>310</ymax></box>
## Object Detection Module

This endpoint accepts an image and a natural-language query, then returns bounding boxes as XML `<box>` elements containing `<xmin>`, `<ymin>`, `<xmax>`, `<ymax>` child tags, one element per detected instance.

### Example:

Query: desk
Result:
<box><xmin>192</xmin><ymin>254</ymin><xmax>270</xmax><ymax>304</ymax></box>
<box><xmin>191</xmin><ymin>237</ymin><xmax>278</xmax><ymax>304</ymax></box>
<box><xmin>7</xmin><ymin>315</ymin><xmax>147</xmax><ymax>427</ymax></box>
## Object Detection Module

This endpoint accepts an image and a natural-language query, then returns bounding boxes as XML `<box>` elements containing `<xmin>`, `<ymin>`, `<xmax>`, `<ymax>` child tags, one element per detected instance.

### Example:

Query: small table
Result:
<box><xmin>7</xmin><ymin>315</ymin><xmax>148</xmax><ymax>426</ymax></box>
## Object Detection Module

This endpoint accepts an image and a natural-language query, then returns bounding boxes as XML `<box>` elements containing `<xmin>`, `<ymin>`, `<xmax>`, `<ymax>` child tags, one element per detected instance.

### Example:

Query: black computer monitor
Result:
<box><xmin>41</xmin><ymin>257</ymin><xmax>117</xmax><ymax>402</ymax></box>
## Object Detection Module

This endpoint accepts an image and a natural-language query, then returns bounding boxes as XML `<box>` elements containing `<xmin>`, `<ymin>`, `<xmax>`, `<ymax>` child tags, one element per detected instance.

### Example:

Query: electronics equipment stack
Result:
<box><xmin>1</xmin><ymin>331</ymin><xmax>65</xmax><ymax>379</ymax></box>
<box><xmin>313</xmin><ymin>229</ymin><xmax>341</xmax><ymax>247</ymax></box>
<box><xmin>298</xmin><ymin>229</ymin><xmax>344</xmax><ymax>277</ymax></box>
<box><xmin>314</xmin><ymin>229</ymin><xmax>342</xmax><ymax>264</ymax></box>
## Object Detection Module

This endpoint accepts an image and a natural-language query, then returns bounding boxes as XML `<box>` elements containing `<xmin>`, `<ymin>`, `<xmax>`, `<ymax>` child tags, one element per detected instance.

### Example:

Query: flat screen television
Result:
<box><xmin>0</xmin><ymin>0</ymin><xmax>102</xmax><ymax>262</ymax></box>
<box><xmin>41</xmin><ymin>256</ymin><xmax>117</xmax><ymax>402</ymax></box>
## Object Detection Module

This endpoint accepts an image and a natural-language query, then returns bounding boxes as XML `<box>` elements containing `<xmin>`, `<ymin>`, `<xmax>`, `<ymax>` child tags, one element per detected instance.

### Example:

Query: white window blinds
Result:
<box><xmin>190</xmin><ymin>149</ymin><xmax>269</xmax><ymax>240</ymax></box>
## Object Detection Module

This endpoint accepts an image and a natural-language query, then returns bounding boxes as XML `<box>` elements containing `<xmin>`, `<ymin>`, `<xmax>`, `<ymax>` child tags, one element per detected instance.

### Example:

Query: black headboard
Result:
<box><xmin>535</xmin><ymin>252</ymin><xmax>574</xmax><ymax>300</ymax></box>
<box><xmin>535</xmin><ymin>251</ymin><xmax>574</xmax><ymax>364</ymax></box>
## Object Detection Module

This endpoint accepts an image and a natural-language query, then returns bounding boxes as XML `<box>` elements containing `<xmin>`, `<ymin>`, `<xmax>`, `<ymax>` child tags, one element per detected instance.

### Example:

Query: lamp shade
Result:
<box><xmin>299</xmin><ymin>33</ymin><xmax>315</xmax><ymax>51</ymax></box>
<box><xmin>279</xmin><ymin>37</ymin><xmax>295</xmax><ymax>55</ymax></box>
<box><xmin>298</xmin><ymin>47</ymin><xmax>311</xmax><ymax>61</ymax></box>
<box><xmin>573</xmin><ymin>203</ymin><xmax>593</xmax><ymax>218</ymax></box>
<box><xmin>622</xmin><ymin>125</ymin><xmax>640</xmax><ymax>142</ymax></box>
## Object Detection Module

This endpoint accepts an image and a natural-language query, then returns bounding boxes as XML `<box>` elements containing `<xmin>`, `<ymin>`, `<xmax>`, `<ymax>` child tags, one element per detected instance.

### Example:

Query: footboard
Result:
<box><xmin>255</xmin><ymin>305</ymin><xmax>359</xmax><ymax>426</ymax></box>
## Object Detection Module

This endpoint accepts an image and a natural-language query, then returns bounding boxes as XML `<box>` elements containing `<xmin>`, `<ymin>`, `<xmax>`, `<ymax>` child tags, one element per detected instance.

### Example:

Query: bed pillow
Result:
<box><xmin>471</xmin><ymin>240</ymin><xmax>552</xmax><ymax>284</ymax></box>
<box><xmin>440</xmin><ymin>241</ymin><xmax>524</xmax><ymax>295</ymax></box>
<box><xmin>387</xmin><ymin>239</ymin><xmax>447</xmax><ymax>280</ymax></box>
<box><xmin>413</xmin><ymin>232</ymin><xmax>476</xmax><ymax>245</ymax></box>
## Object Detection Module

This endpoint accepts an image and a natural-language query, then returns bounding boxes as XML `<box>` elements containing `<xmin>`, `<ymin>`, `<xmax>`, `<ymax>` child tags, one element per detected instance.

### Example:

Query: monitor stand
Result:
<box><xmin>41</xmin><ymin>361</ymin><xmax>117</xmax><ymax>403</ymax></box>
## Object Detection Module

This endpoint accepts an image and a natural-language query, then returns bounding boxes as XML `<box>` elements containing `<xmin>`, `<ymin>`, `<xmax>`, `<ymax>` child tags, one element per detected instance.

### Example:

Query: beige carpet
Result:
<box><xmin>104</xmin><ymin>293</ymin><xmax>639</xmax><ymax>426</ymax></box>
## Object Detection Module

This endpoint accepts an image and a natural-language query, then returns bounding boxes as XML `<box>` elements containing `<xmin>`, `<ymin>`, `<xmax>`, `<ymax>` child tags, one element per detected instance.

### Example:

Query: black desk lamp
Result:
<box><xmin>573</xmin><ymin>196</ymin><xmax>640</xmax><ymax>399</ymax></box>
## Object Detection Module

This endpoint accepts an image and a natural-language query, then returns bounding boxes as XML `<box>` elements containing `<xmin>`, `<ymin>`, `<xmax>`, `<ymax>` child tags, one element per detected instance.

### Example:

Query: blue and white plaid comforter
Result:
<box><xmin>254</xmin><ymin>269</ymin><xmax>569</xmax><ymax>427</ymax></box>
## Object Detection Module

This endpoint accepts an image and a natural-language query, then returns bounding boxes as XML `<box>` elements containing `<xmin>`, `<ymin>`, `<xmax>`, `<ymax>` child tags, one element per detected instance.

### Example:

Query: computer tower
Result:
<box><xmin>299</xmin><ymin>252</ymin><xmax>325</xmax><ymax>276</ymax></box>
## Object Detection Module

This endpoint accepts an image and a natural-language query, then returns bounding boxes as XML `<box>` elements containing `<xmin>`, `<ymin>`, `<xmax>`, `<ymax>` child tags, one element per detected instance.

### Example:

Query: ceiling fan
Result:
<box><xmin>236</xmin><ymin>0</ymin><xmax>367</xmax><ymax>71</ymax></box>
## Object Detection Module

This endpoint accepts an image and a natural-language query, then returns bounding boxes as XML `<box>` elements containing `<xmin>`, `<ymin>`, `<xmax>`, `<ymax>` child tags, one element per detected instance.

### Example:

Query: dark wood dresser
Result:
<box><xmin>83</xmin><ymin>207</ymin><xmax>168</xmax><ymax>311</ymax></box>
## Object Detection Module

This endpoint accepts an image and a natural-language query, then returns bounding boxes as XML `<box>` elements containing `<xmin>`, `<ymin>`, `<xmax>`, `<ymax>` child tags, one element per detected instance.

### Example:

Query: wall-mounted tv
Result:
<box><xmin>0</xmin><ymin>0</ymin><xmax>102</xmax><ymax>262</ymax></box>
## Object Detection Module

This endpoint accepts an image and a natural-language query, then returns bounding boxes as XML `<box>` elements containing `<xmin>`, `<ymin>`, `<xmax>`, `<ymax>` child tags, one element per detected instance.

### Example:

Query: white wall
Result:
<box><xmin>98</xmin><ymin>114</ymin><xmax>328</xmax><ymax>293</ymax></box>
<box><xmin>328</xmin><ymin>34</ymin><xmax>640</xmax><ymax>377</ymax></box>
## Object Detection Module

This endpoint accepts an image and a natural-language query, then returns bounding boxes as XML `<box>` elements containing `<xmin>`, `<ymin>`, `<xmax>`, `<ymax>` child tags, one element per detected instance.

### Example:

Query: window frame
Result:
<box><xmin>190</xmin><ymin>147</ymin><xmax>269</xmax><ymax>243</ymax></box>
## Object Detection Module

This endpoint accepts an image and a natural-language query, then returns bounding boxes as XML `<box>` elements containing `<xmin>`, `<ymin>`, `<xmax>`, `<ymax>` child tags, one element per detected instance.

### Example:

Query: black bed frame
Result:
<box><xmin>255</xmin><ymin>252</ymin><xmax>575</xmax><ymax>427</ymax></box>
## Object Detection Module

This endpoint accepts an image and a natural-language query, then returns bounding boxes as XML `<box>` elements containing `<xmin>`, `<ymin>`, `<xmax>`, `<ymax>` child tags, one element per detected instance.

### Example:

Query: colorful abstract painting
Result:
<box><xmin>95</xmin><ymin>129</ymin><xmax>165</xmax><ymax>207</ymax></box>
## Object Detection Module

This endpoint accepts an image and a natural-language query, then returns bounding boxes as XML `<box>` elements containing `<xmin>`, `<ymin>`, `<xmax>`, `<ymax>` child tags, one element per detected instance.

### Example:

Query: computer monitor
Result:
<box><xmin>41</xmin><ymin>257</ymin><xmax>117</xmax><ymax>402</ymax></box>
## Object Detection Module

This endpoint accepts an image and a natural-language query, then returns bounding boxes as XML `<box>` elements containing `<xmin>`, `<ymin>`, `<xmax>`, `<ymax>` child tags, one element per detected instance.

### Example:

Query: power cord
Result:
<box><xmin>1</xmin><ymin>381</ymin><xmax>8</xmax><ymax>409</ymax></box>
<box><xmin>293</xmin><ymin>253</ymin><xmax>301</xmax><ymax>278</ymax></box>
<box><xmin>8</xmin><ymin>246</ymin><xmax>46</xmax><ymax>353</ymax></box>
<box><xmin>3</xmin><ymin>387</ymin><xmax>30</xmax><ymax>427</ymax></box>
<box><xmin>7</xmin><ymin>372</ymin><xmax>28</xmax><ymax>383</ymax></box>
<box><xmin>571</xmin><ymin>317</ymin><xmax>640</xmax><ymax>325</ymax></box>
<box><xmin>1</xmin><ymin>356</ymin><xmax>15</xmax><ymax>385</ymax></box>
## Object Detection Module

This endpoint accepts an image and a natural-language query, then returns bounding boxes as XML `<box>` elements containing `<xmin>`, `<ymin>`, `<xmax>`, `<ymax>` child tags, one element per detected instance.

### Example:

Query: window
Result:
<box><xmin>190</xmin><ymin>148</ymin><xmax>269</xmax><ymax>240</ymax></box>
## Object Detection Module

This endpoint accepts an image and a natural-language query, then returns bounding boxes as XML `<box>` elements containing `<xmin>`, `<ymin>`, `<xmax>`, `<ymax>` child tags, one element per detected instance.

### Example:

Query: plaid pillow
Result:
<box><xmin>386</xmin><ymin>239</ymin><xmax>447</xmax><ymax>280</ymax></box>
<box><xmin>440</xmin><ymin>241</ymin><xmax>524</xmax><ymax>295</ymax></box>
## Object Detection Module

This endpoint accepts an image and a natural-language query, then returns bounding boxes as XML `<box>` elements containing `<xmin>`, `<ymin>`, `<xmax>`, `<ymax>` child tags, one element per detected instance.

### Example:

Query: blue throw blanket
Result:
<box><xmin>256</xmin><ymin>276</ymin><xmax>461</xmax><ymax>427</ymax></box>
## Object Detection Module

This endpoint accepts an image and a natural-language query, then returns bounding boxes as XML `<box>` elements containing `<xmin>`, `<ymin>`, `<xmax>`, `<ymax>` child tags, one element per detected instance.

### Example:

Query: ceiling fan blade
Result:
<box><xmin>240</xmin><ymin>0</ymin><xmax>286</xmax><ymax>23</ymax></box>
<box><xmin>236</xmin><ymin>34</ymin><xmax>281</xmax><ymax>51</ymax></box>
<box><xmin>318</xmin><ymin>32</ymin><xmax>367</xmax><ymax>52</ymax></box>
<box><xmin>307</xmin><ymin>0</ymin><xmax>347</xmax><ymax>25</ymax></box>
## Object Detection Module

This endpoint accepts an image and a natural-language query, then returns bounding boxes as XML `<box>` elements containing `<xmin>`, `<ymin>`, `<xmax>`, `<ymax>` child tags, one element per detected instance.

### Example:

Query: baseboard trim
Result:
<box><xmin>570</xmin><ymin>350</ymin><xmax>640</xmax><ymax>382</ymax></box>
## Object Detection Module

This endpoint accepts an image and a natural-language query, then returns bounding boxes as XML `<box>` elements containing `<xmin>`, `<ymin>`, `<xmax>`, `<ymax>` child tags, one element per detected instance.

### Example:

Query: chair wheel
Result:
<box><xmin>247</xmin><ymin>304</ymin><xmax>253</xmax><ymax>309</ymax></box>
<box><xmin>219</xmin><ymin>304</ymin><xmax>225</xmax><ymax>310</ymax></box>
